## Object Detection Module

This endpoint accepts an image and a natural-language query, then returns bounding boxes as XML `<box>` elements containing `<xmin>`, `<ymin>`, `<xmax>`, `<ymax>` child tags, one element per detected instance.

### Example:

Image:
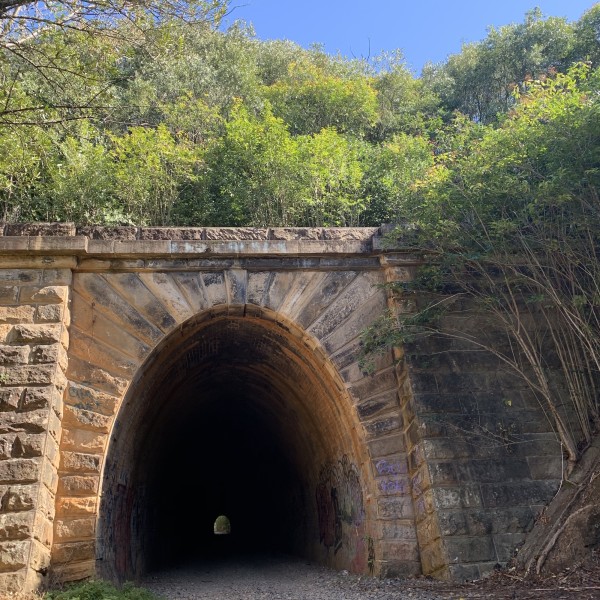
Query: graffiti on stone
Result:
<box><xmin>367</xmin><ymin>535</ymin><xmax>375</xmax><ymax>575</ymax></box>
<box><xmin>114</xmin><ymin>483</ymin><xmax>135</xmax><ymax>576</ymax></box>
<box><xmin>378</xmin><ymin>478</ymin><xmax>406</xmax><ymax>495</ymax></box>
<box><xmin>316</xmin><ymin>455</ymin><xmax>365</xmax><ymax>554</ymax></box>
<box><xmin>375</xmin><ymin>458</ymin><xmax>407</xmax><ymax>476</ymax></box>
<box><xmin>318</xmin><ymin>484</ymin><xmax>342</xmax><ymax>552</ymax></box>
<box><xmin>412</xmin><ymin>469</ymin><xmax>425</xmax><ymax>497</ymax></box>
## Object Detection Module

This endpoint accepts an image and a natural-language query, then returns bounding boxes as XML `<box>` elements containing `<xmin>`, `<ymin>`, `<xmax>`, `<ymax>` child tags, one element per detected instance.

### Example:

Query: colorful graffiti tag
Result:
<box><xmin>316</xmin><ymin>455</ymin><xmax>365</xmax><ymax>556</ymax></box>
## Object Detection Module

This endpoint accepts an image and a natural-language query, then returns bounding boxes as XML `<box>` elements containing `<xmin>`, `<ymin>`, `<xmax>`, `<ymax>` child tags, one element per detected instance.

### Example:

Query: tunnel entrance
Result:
<box><xmin>97</xmin><ymin>308</ymin><xmax>374</xmax><ymax>581</ymax></box>
<box><xmin>147</xmin><ymin>387</ymin><xmax>304</xmax><ymax>566</ymax></box>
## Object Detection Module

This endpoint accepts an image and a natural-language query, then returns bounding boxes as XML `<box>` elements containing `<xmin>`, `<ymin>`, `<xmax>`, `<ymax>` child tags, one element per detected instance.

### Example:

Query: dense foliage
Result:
<box><xmin>2</xmin><ymin>0</ymin><xmax>600</xmax><ymax>462</ymax></box>
<box><xmin>362</xmin><ymin>60</ymin><xmax>600</xmax><ymax>468</ymax></box>
<box><xmin>1</xmin><ymin>3</ymin><xmax>599</xmax><ymax>228</ymax></box>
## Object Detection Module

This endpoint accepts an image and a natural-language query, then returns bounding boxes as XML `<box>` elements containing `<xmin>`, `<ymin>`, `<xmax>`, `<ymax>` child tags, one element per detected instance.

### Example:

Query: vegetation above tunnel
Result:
<box><xmin>0</xmin><ymin>3</ymin><xmax>599</xmax><ymax>230</ymax></box>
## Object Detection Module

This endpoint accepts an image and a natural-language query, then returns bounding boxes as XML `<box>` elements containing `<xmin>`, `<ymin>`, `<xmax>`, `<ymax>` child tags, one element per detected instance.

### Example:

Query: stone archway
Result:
<box><xmin>97</xmin><ymin>307</ymin><xmax>376</xmax><ymax>580</ymax></box>
<box><xmin>0</xmin><ymin>227</ymin><xmax>567</xmax><ymax>593</ymax></box>
<box><xmin>51</xmin><ymin>253</ymin><xmax>419</xmax><ymax>583</ymax></box>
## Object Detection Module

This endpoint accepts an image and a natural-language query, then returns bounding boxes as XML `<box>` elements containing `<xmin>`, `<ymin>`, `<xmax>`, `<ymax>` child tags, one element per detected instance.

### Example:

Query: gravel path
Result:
<box><xmin>142</xmin><ymin>555</ymin><xmax>462</xmax><ymax>600</ymax></box>
<box><xmin>142</xmin><ymin>554</ymin><xmax>600</xmax><ymax>600</ymax></box>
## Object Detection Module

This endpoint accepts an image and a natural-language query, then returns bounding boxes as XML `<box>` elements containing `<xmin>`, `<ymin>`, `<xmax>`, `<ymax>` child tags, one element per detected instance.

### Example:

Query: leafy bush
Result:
<box><xmin>45</xmin><ymin>580</ymin><xmax>161</xmax><ymax>600</ymax></box>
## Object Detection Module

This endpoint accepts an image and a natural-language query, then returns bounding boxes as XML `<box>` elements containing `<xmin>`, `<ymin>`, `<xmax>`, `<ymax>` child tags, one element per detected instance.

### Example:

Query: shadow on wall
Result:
<box><xmin>316</xmin><ymin>455</ymin><xmax>370</xmax><ymax>573</ymax></box>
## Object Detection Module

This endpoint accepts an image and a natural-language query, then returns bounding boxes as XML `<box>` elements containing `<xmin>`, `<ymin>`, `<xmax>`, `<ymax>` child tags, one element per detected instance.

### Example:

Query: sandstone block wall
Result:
<box><xmin>395</xmin><ymin>298</ymin><xmax>563</xmax><ymax>579</ymax></box>
<box><xmin>0</xmin><ymin>226</ymin><xmax>565</xmax><ymax>593</ymax></box>
<box><xmin>0</xmin><ymin>258</ymin><xmax>71</xmax><ymax>593</ymax></box>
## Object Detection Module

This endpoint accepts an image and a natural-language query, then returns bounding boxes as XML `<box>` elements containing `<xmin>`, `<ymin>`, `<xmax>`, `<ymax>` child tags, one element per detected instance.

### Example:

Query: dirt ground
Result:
<box><xmin>384</xmin><ymin>552</ymin><xmax>600</xmax><ymax>599</ymax></box>
<box><xmin>141</xmin><ymin>551</ymin><xmax>600</xmax><ymax>600</ymax></box>
<box><xmin>6</xmin><ymin>551</ymin><xmax>599</xmax><ymax>599</ymax></box>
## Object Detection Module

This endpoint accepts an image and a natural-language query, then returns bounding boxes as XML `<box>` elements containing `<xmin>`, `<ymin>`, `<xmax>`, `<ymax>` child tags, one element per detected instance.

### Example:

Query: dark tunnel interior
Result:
<box><xmin>143</xmin><ymin>388</ymin><xmax>308</xmax><ymax>569</ymax></box>
<box><xmin>98</xmin><ymin>314</ymin><xmax>360</xmax><ymax>579</ymax></box>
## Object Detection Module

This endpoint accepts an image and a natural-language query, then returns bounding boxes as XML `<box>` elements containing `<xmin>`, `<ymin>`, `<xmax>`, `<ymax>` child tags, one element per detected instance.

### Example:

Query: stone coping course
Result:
<box><xmin>1</xmin><ymin>223</ymin><xmax>381</xmax><ymax>241</ymax></box>
<box><xmin>0</xmin><ymin>224</ymin><xmax>412</xmax><ymax>258</ymax></box>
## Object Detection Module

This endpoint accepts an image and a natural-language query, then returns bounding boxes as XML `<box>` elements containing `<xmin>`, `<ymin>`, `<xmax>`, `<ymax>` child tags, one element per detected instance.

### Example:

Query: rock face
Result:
<box><xmin>0</xmin><ymin>226</ymin><xmax>563</xmax><ymax>593</ymax></box>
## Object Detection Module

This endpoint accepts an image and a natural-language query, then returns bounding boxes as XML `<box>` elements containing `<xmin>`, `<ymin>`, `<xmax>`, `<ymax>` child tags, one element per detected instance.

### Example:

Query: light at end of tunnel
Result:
<box><xmin>214</xmin><ymin>515</ymin><xmax>231</xmax><ymax>535</ymax></box>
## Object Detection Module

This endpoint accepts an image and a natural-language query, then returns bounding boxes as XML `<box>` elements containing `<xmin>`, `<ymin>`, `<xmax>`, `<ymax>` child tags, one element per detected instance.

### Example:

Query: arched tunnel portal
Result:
<box><xmin>97</xmin><ymin>307</ymin><xmax>377</xmax><ymax>581</ymax></box>
<box><xmin>0</xmin><ymin>228</ymin><xmax>569</xmax><ymax>593</ymax></box>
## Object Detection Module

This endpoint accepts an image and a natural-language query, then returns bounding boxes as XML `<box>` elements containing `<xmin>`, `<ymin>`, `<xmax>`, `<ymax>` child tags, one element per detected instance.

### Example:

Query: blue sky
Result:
<box><xmin>222</xmin><ymin>1</ymin><xmax>597</xmax><ymax>73</ymax></box>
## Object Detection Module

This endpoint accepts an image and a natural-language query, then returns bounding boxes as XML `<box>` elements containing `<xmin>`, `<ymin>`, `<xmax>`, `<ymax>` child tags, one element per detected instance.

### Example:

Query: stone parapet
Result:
<box><xmin>1</xmin><ymin>223</ymin><xmax>379</xmax><ymax>240</ymax></box>
<box><xmin>0</xmin><ymin>226</ymin><xmax>403</xmax><ymax>262</ymax></box>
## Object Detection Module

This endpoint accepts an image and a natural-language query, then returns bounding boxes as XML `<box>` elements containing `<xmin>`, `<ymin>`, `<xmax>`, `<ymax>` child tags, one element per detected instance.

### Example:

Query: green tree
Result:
<box><xmin>254</xmin><ymin>39</ymin><xmax>310</xmax><ymax>86</ymax></box>
<box><xmin>297</xmin><ymin>127</ymin><xmax>365</xmax><ymax>226</ymax></box>
<box><xmin>0</xmin><ymin>0</ymin><xmax>229</xmax><ymax>126</ymax></box>
<box><xmin>112</xmin><ymin>21</ymin><xmax>261</xmax><ymax>132</ymax></box>
<box><xmin>370</xmin><ymin>51</ymin><xmax>441</xmax><ymax>140</ymax></box>
<box><xmin>0</xmin><ymin>26</ymin><xmax>121</xmax><ymax>127</ymax></box>
<box><xmin>264</xmin><ymin>58</ymin><xmax>378</xmax><ymax>137</ymax></box>
<box><xmin>570</xmin><ymin>4</ymin><xmax>600</xmax><ymax>66</ymax></box>
<box><xmin>40</xmin><ymin>121</ymin><xmax>116</xmax><ymax>223</ymax></box>
<box><xmin>0</xmin><ymin>122</ymin><xmax>52</xmax><ymax>220</ymax></box>
<box><xmin>360</xmin><ymin>133</ymin><xmax>433</xmax><ymax>225</ymax></box>
<box><xmin>424</xmin><ymin>9</ymin><xmax>576</xmax><ymax>123</ymax></box>
<box><xmin>200</xmin><ymin>101</ymin><xmax>304</xmax><ymax>226</ymax></box>
<box><xmin>111</xmin><ymin>123</ymin><xmax>202</xmax><ymax>225</ymax></box>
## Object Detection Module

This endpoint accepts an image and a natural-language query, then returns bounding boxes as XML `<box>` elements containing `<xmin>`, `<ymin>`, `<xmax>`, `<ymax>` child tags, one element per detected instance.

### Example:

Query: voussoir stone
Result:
<box><xmin>60</xmin><ymin>428</ymin><xmax>106</xmax><ymax>454</ymax></box>
<box><xmin>56</xmin><ymin>497</ymin><xmax>97</xmax><ymax>516</ymax></box>
<box><xmin>60</xmin><ymin>452</ymin><xmax>101</xmax><ymax>474</ymax></box>
<box><xmin>63</xmin><ymin>405</ymin><xmax>111</xmax><ymax>432</ymax></box>
<box><xmin>54</xmin><ymin>517</ymin><xmax>95</xmax><ymax>542</ymax></box>
<box><xmin>65</xmin><ymin>383</ymin><xmax>118</xmax><ymax>417</ymax></box>
<box><xmin>57</xmin><ymin>475</ymin><xmax>99</xmax><ymax>496</ymax></box>
<box><xmin>52</xmin><ymin>540</ymin><xmax>95</xmax><ymax>564</ymax></box>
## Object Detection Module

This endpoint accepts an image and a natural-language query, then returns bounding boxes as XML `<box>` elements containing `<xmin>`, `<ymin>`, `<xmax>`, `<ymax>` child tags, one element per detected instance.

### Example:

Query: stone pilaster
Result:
<box><xmin>0</xmin><ymin>259</ymin><xmax>72</xmax><ymax>592</ymax></box>
<box><xmin>375</xmin><ymin>253</ymin><xmax>423</xmax><ymax>577</ymax></box>
<box><xmin>380</xmin><ymin>250</ymin><xmax>563</xmax><ymax>579</ymax></box>
<box><xmin>381</xmin><ymin>252</ymin><xmax>450</xmax><ymax>579</ymax></box>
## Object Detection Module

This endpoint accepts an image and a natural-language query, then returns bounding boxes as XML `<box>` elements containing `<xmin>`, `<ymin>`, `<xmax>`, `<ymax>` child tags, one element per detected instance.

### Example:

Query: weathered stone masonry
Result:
<box><xmin>0</xmin><ymin>224</ymin><xmax>563</xmax><ymax>593</ymax></box>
